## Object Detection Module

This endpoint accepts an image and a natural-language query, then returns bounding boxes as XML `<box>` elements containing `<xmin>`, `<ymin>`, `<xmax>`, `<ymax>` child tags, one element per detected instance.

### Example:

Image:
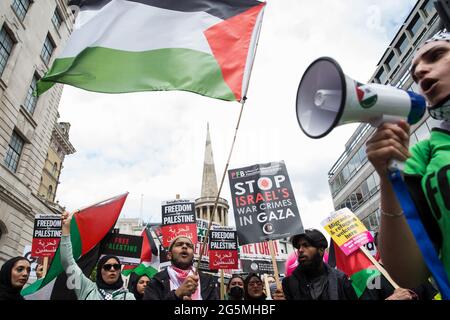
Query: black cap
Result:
<box><xmin>291</xmin><ymin>229</ymin><xmax>328</xmax><ymax>249</ymax></box>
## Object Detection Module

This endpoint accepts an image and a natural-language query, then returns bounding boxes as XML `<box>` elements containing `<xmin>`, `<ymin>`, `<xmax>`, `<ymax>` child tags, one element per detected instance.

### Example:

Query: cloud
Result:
<box><xmin>56</xmin><ymin>0</ymin><xmax>416</xmax><ymax>231</ymax></box>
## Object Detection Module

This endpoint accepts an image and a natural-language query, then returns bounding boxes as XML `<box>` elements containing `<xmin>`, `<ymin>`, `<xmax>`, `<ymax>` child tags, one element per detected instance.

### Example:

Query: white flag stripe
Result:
<box><xmin>60</xmin><ymin>0</ymin><xmax>222</xmax><ymax>58</ymax></box>
<box><xmin>23</xmin><ymin>278</ymin><xmax>56</xmax><ymax>300</ymax></box>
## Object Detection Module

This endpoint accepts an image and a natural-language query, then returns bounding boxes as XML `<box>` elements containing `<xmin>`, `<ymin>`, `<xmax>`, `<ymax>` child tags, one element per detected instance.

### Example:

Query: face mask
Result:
<box><xmin>429</xmin><ymin>96</ymin><xmax>450</xmax><ymax>121</ymax></box>
<box><xmin>228</xmin><ymin>286</ymin><xmax>244</xmax><ymax>300</ymax></box>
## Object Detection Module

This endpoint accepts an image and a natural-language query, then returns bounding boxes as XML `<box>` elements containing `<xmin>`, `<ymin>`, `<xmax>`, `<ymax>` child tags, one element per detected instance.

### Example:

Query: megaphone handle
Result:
<box><xmin>388</xmin><ymin>159</ymin><xmax>405</xmax><ymax>172</ymax></box>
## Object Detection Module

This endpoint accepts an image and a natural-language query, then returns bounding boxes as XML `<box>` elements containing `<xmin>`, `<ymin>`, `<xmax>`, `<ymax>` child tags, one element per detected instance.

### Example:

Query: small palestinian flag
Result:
<box><xmin>122</xmin><ymin>227</ymin><xmax>159</xmax><ymax>278</ymax></box>
<box><xmin>328</xmin><ymin>240</ymin><xmax>380</xmax><ymax>298</ymax></box>
<box><xmin>21</xmin><ymin>193</ymin><xmax>128</xmax><ymax>300</ymax></box>
<box><xmin>356</xmin><ymin>83</ymin><xmax>378</xmax><ymax>109</ymax></box>
<box><xmin>37</xmin><ymin>0</ymin><xmax>267</xmax><ymax>102</ymax></box>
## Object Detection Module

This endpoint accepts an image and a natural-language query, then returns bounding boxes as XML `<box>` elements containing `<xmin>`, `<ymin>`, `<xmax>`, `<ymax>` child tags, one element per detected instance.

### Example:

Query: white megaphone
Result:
<box><xmin>296</xmin><ymin>57</ymin><xmax>427</xmax><ymax>171</ymax></box>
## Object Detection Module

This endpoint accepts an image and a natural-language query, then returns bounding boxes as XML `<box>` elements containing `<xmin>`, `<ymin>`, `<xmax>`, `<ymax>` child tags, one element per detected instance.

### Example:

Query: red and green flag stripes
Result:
<box><xmin>328</xmin><ymin>240</ymin><xmax>380</xmax><ymax>298</ymax></box>
<box><xmin>37</xmin><ymin>0</ymin><xmax>266</xmax><ymax>102</ymax></box>
<box><xmin>21</xmin><ymin>193</ymin><xmax>128</xmax><ymax>299</ymax></box>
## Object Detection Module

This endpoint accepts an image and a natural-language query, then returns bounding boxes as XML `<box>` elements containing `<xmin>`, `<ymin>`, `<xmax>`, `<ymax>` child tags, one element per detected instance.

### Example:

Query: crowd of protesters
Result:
<box><xmin>1</xmin><ymin>25</ymin><xmax>449</xmax><ymax>302</ymax></box>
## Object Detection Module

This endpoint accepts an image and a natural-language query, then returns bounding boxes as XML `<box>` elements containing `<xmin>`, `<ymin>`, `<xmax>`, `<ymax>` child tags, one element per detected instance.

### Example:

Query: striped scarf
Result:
<box><xmin>167</xmin><ymin>266</ymin><xmax>202</xmax><ymax>300</ymax></box>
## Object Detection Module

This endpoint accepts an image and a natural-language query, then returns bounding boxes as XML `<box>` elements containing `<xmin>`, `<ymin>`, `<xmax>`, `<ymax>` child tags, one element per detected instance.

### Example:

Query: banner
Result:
<box><xmin>161</xmin><ymin>199</ymin><xmax>197</xmax><ymax>248</ymax></box>
<box><xmin>209</xmin><ymin>226</ymin><xmax>239</xmax><ymax>270</ymax></box>
<box><xmin>228</xmin><ymin>161</ymin><xmax>303</xmax><ymax>245</ymax></box>
<box><xmin>102</xmin><ymin>233</ymin><xmax>143</xmax><ymax>266</ymax></box>
<box><xmin>195</xmin><ymin>219</ymin><xmax>220</xmax><ymax>272</ymax></box>
<box><xmin>31</xmin><ymin>214</ymin><xmax>61</xmax><ymax>258</ymax></box>
<box><xmin>321</xmin><ymin>208</ymin><xmax>373</xmax><ymax>256</ymax></box>
<box><xmin>239</xmin><ymin>240</ymin><xmax>287</xmax><ymax>274</ymax></box>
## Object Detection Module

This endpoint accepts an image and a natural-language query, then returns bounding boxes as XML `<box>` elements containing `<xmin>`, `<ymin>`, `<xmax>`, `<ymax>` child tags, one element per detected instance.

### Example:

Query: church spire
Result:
<box><xmin>201</xmin><ymin>123</ymin><xmax>219</xmax><ymax>198</ymax></box>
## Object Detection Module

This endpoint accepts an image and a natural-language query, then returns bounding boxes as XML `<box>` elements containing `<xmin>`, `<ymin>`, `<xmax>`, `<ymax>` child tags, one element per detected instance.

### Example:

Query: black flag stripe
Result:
<box><xmin>69</xmin><ymin>0</ymin><xmax>263</xmax><ymax>20</ymax></box>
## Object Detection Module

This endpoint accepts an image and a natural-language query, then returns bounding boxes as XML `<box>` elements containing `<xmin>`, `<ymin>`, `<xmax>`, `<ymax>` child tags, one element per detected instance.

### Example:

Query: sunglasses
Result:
<box><xmin>102</xmin><ymin>263</ymin><xmax>121</xmax><ymax>271</ymax></box>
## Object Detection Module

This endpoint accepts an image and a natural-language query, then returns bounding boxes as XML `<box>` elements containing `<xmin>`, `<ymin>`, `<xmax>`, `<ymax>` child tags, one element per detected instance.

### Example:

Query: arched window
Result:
<box><xmin>0</xmin><ymin>220</ymin><xmax>7</xmax><ymax>244</ymax></box>
<box><xmin>47</xmin><ymin>185</ymin><xmax>53</xmax><ymax>200</ymax></box>
<box><xmin>52</xmin><ymin>162</ymin><xmax>58</xmax><ymax>175</ymax></box>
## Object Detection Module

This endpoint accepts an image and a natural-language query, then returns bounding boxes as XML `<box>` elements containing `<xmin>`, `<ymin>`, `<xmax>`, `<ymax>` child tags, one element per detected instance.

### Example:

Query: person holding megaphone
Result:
<box><xmin>366</xmin><ymin>30</ymin><xmax>450</xmax><ymax>290</ymax></box>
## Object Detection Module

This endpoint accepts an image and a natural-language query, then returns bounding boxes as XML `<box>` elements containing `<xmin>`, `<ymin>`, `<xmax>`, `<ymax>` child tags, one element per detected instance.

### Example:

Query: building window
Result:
<box><xmin>408</xmin><ymin>15</ymin><xmax>422</xmax><ymax>37</ymax></box>
<box><xmin>12</xmin><ymin>0</ymin><xmax>31</xmax><ymax>21</ymax></box>
<box><xmin>4</xmin><ymin>131</ymin><xmax>24</xmax><ymax>172</ymax></box>
<box><xmin>422</xmin><ymin>0</ymin><xmax>435</xmax><ymax>16</ymax></box>
<box><xmin>386</xmin><ymin>53</ymin><xmax>397</xmax><ymax>72</ymax></box>
<box><xmin>0</xmin><ymin>26</ymin><xmax>14</xmax><ymax>76</ymax></box>
<box><xmin>24</xmin><ymin>74</ymin><xmax>38</xmax><ymax>114</ymax></box>
<box><xmin>52</xmin><ymin>9</ymin><xmax>63</xmax><ymax>29</ymax></box>
<box><xmin>367</xmin><ymin>174</ymin><xmax>377</xmax><ymax>195</ymax></box>
<box><xmin>52</xmin><ymin>162</ymin><xmax>58</xmax><ymax>175</ymax></box>
<box><xmin>41</xmin><ymin>34</ymin><xmax>55</xmax><ymax>65</ymax></box>
<box><xmin>47</xmin><ymin>185</ymin><xmax>53</xmax><ymax>200</ymax></box>
<box><xmin>363</xmin><ymin>210</ymin><xmax>381</xmax><ymax>231</ymax></box>
<box><xmin>396</xmin><ymin>35</ymin><xmax>408</xmax><ymax>56</ymax></box>
<box><xmin>376</xmin><ymin>68</ymin><xmax>387</xmax><ymax>84</ymax></box>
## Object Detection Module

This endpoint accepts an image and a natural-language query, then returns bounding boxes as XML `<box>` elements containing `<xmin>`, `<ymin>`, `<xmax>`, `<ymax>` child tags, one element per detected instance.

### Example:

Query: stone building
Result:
<box><xmin>0</xmin><ymin>0</ymin><xmax>74</xmax><ymax>264</ymax></box>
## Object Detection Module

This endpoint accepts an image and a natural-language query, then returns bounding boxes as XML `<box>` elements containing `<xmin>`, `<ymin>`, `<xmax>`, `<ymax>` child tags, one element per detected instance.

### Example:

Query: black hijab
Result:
<box><xmin>0</xmin><ymin>256</ymin><xmax>29</xmax><ymax>300</ymax></box>
<box><xmin>244</xmin><ymin>273</ymin><xmax>266</xmax><ymax>301</ymax></box>
<box><xmin>129</xmin><ymin>274</ymin><xmax>148</xmax><ymax>300</ymax></box>
<box><xmin>96</xmin><ymin>255</ymin><xmax>123</xmax><ymax>290</ymax></box>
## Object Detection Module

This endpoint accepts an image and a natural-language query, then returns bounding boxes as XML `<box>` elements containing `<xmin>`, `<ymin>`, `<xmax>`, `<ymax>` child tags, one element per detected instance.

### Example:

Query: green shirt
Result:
<box><xmin>404</xmin><ymin>128</ymin><xmax>450</xmax><ymax>279</ymax></box>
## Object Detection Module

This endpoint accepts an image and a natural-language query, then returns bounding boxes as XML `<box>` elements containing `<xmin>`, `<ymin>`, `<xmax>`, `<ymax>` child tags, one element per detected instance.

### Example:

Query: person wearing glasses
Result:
<box><xmin>0</xmin><ymin>256</ymin><xmax>31</xmax><ymax>300</ymax></box>
<box><xmin>244</xmin><ymin>273</ymin><xmax>266</xmax><ymax>300</ymax></box>
<box><xmin>60</xmin><ymin>212</ymin><xmax>135</xmax><ymax>300</ymax></box>
<box><xmin>143</xmin><ymin>235</ymin><xmax>218</xmax><ymax>300</ymax></box>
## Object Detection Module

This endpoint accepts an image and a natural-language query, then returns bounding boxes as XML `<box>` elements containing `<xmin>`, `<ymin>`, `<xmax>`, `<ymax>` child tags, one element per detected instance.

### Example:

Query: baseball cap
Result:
<box><xmin>291</xmin><ymin>229</ymin><xmax>328</xmax><ymax>249</ymax></box>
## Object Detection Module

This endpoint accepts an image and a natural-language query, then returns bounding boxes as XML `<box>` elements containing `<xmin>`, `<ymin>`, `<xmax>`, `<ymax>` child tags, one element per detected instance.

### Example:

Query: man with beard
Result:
<box><xmin>282</xmin><ymin>229</ymin><xmax>357</xmax><ymax>300</ymax></box>
<box><xmin>143</xmin><ymin>236</ymin><xmax>219</xmax><ymax>300</ymax></box>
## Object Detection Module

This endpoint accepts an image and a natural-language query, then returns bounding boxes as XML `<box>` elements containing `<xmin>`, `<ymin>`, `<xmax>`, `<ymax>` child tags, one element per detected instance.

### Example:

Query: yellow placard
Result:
<box><xmin>322</xmin><ymin>208</ymin><xmax>368</xmax><ymax>247</ymax></box>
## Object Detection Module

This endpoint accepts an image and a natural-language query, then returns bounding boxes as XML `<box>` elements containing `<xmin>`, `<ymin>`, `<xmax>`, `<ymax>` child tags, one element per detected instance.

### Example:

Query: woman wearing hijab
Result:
<box><xmin>0</xmin><ymin>256</ymin><xmax>30</xmax><ymax>300</ymax></box>
<box><xmin>60</xmin><ymin>212</ymin><xmax>135</xmax><ymax>300</ymax></box>
<box><xmin>226</xmin><ymin>275</ymin><xmax>245</xmax><ymax>300</ymax></box>
<box><xmin>129</xmin><ymin>274</ymin><xmax>151</xmax><ymax>300</ymax></box>
<box><xmin>244</xmin><ymin>273</ymin><xmax>266</xmax><ymax>301</ymax></box>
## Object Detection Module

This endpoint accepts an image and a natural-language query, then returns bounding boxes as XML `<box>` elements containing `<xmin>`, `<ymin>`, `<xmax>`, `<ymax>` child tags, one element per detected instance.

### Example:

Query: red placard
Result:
<box><xmin>161</xmin><ymin>223</ymin><xmax>198</xmax><ymax>248</ymax></box>
<box><xmin>31</xmin><ymin>214</ymin><xmax>61</xmax><ymax>258</ymax></box>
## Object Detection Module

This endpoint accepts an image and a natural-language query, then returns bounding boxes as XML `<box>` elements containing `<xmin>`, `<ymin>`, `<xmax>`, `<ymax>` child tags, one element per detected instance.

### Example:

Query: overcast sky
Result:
<box><xmin>55</xmin><ymin>0</ymin><xmax>416</xmax><ymax>233</ymax></box>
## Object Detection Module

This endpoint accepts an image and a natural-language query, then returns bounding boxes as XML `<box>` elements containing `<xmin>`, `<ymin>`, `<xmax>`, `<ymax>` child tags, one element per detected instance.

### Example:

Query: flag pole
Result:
<box><xmin>220</xmin><ymin>269</ymin><xmax>225</xmax><ymax>300</ymax></box>
<box><xmin>42</xmin><ymin>257</ymin><xmax>49</xmax><ymax>278</ymax></box>
<box><xmin>197</xmin><ymin>98</ymin><xmax>247</xmax><ymax>269</ymax></box>
<box><xmin>263</xmin><ymin>274</ymin><xmax>271</xmax><ymax>299</ymax></box>
<box><xmin>268</xmin><ymin>240</ymin><xmax>281</xmax><ymax>290</ymax></box>
<box><xmin>360</xmin><ymin>246</ymin><xmax>400</xmax><ymax>289</ymax></box>
<box><xmin>196</xmin><ymin>3</ymin><xmax>266</xmax><ymax>272</ymax></box>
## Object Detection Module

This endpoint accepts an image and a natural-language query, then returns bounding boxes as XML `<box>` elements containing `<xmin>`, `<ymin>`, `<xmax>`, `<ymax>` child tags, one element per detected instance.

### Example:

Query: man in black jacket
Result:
<box><xmin>282</xmin><ymin>229</ymin><xmax>357</xmax><ymax>300</ymax></box>
<box><xmin>143</xmin><ymin>236</ymin><xmax>218</xmax><ymax>300</ymax></box>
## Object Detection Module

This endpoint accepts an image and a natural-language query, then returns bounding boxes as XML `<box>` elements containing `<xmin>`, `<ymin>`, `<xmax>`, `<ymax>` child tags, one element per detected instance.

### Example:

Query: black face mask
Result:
<box><xmin>228</xmin><ymin>286</ymin><xmax>244</xmax><ymax>300</ymax></box>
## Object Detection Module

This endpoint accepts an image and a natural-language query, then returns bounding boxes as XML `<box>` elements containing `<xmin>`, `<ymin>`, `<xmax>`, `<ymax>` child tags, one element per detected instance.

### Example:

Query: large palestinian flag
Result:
<box><xmin>37</xmin><ymin>0</ymin><xmax>267</xmax><ymax>101</ymax></box>
<box><xmin>21</xmin><ymin>193</ymin><xmax>128</xmax><ymax>300</ymax></box>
